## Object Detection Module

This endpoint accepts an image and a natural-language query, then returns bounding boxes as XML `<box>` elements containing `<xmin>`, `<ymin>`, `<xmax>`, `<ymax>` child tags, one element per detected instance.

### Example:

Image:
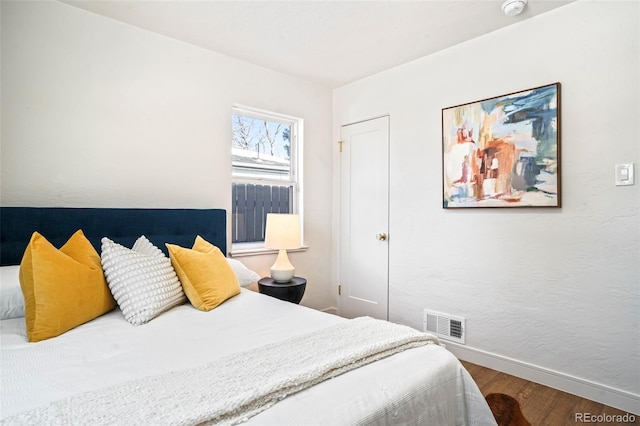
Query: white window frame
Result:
<box><xmin>230</xmin><ymin>105</ymin><xmax>304</xmax><ymax>256</ymax></box>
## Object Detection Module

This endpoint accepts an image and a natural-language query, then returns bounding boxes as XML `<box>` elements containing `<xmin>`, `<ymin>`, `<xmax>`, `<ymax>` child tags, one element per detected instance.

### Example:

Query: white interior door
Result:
<box><xmin>339</xmin><ymin>116</ymin><xmax>389</xmax><ymax>320</ymax></box>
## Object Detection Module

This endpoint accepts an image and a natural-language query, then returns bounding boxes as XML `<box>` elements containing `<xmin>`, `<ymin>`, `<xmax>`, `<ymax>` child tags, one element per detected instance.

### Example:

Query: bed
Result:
<box><xmin>0</xmin><ymin>207</ymin><xmax>496</xmax><ymax>425</ymax></box>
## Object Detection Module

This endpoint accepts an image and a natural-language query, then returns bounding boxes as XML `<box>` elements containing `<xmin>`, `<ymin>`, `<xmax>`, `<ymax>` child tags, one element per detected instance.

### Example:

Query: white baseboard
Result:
<box><xmin>446</xmin><ymin>342</ymin><xmax>640</xmax><ymax>416</ymax></box>
<box><xmin>320</xmin><ymin>306</ymin><xmax>337</xmax><ymax>315</ymax></box>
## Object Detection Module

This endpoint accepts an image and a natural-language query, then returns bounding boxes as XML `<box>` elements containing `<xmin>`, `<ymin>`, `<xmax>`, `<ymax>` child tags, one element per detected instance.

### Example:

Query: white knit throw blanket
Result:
<box><xmin>3</xmin><ymin>317</ymin><xmax>440</xmax><ymax>426</ymax></box>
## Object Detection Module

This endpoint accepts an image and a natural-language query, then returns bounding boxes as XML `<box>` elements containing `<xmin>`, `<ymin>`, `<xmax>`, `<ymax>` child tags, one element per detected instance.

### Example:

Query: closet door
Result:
<box><xmin>339</xmin><ymin>116</ymin><xmax>389</xmax><ymax>320</ymax></box>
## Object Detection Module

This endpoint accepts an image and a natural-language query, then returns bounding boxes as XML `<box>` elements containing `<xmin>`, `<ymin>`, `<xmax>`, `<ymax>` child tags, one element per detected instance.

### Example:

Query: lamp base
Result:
<box><xmin>270</xmin><ymin>249</ymin><xmax>295</xmax><ymax>283</ymax></box>
<box><xmin>270</xmin><ymin>268</ymin><xmax>294</xmax><ymax>283</ymax></box>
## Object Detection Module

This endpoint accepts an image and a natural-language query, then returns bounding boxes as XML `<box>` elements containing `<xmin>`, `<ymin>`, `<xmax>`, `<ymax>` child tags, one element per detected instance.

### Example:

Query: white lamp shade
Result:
<box><xmin>264</xmin><ymin>214</ymin><xmax>301</xmax><ymax>250</ymax></box>
<box><xmin>265</xmin><ymin>214</ymin><xmax>300</xmax><ymax>282</ymax></box>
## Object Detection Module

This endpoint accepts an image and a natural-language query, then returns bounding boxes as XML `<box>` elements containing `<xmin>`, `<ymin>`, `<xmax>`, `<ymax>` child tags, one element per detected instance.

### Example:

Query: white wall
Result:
<box><xmin>0</xmin><ymin>0</ymin><xmax>334</xmax><ymax>310</ymax></box>
<box><xmin>333</xmin><ymin>0</ymin><xmax>639</xmax><ymax>413</ymax></box>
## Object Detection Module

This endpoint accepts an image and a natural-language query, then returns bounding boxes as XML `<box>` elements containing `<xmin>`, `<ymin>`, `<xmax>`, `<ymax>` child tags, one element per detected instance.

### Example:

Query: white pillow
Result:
<box><xmin>227</xmin><ymin>258</ymin><xmax>261</xmax><ymax>287</ymax></box>
<box><xmin>0</xmin><ymin>265</ymin><xmax>25</xmax><ymax>320</ymax></box>
<box><xmin>101</xmin><ymin>236</ymin><xmax>186</xmax><ymax>326</ymax></box>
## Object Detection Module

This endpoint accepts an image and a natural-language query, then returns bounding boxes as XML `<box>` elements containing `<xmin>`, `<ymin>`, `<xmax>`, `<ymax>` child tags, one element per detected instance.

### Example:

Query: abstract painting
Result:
<box><xmin>442</xmin><ymin>83</ymin><xmax>560</xmax><ymax>208</ymax></box>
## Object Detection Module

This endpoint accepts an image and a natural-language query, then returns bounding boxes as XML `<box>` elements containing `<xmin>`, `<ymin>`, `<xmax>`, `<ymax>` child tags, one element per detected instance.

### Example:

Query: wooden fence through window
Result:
<box><xmin>232</xmin><ymin>183</ymin><xmax>291</xmax><ymax>243</ymax></box>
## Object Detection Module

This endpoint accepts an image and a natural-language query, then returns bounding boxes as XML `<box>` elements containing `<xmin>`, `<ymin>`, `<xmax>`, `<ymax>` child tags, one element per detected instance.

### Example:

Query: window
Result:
<box><xmin>231</xmin><ymin>106</ymin><xmax>302</xmax><ymax>251</ymax></box>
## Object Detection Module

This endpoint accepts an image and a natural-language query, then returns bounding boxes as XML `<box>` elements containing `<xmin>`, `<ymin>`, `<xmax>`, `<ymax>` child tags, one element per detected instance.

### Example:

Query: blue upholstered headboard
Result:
<box><xmin>0</xmin><ymin>207</ymin><xmax>227</xmax><ymax>266</ymax></box>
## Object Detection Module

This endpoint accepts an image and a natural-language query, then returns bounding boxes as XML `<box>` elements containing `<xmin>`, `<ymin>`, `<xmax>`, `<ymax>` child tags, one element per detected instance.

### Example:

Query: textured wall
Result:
<box><xmin>333</xmin><ymin>0</ymin><xmax>639</xmax><ymax>404</ymax></box>
<box><xmin>0</xmin><ymin>0</ymin><xmax>334</xmax><ymax>311</ymax></box>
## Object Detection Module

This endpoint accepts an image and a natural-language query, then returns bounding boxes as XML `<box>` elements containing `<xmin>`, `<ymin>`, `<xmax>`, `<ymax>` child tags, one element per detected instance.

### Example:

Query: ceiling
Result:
<box><xmin>63</xmin><ymin>0</ymin><xmax>576</xmax><ymax>88</ymax></box>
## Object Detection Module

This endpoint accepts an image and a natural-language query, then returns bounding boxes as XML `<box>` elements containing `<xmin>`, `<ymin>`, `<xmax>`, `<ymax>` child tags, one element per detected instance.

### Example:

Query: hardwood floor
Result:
<box><xmin>461</xmin><ymin>361</ymin><xmax>638</xmax><ymax>426</ymax></box>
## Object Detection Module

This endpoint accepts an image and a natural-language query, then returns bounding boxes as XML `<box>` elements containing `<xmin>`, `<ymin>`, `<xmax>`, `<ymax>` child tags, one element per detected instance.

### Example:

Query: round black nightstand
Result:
<box><xmin>258</xmin><ymin>277</ymin><xmax>306</xmax><ymax>304</ymax></box>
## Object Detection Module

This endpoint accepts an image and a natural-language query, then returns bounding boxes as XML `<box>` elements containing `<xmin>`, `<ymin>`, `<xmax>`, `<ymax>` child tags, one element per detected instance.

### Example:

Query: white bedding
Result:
<box><xmin>0</xmin><ymin>289</ymin><xmax>496</xmax><ymax>425</ymax></box>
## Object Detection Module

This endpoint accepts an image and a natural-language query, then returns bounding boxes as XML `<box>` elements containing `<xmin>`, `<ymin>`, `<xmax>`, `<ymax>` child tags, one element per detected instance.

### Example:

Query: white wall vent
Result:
<box><xmin>423</xmin><ymin>309</ymin><xmax>466</xmax><ymax>344</ymax></box>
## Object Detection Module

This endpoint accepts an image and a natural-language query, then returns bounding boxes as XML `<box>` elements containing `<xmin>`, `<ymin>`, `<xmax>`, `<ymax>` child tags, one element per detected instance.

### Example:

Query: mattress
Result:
<box><xmin>1</xmin><ymin>289</ymin><xmax>496</xmax><ymax>425</ymax></box>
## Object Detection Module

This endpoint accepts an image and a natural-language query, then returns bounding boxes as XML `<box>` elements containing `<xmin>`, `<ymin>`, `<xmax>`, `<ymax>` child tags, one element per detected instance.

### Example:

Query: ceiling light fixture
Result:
<box><xmin>501</xmin><ymin>0</ymin><xmax>528</xmax><ymax>16</ymax></box>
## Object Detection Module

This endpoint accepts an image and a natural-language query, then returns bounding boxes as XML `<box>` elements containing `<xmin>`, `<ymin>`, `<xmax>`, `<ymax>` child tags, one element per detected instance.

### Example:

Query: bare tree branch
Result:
<box><xmin>232</xmin><ymin>115</ymin><xmax>257</xmax><ymax>151</ymax></box>
<box><xmin>263</xmin><ymin>121</ymin><xmax>282</xmax><ymax>156</ymax></box>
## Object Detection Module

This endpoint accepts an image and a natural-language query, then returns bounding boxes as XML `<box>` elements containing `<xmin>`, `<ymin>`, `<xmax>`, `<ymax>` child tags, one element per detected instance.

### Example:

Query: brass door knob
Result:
<box><xmin>376</xmin><ymin>233</ymin><xmax>387</xmax><ymax>241</ymax></box>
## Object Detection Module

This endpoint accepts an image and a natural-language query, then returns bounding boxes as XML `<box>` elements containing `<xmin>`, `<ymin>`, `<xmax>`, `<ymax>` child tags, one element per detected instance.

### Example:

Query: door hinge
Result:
<box><xmin>338</xmin><ymin>140</ymin><xmax>343</xmax><ymax>153</ymax></box>
<box><xmin>338</xmin><ymin>284</ymin><xmax>342</xmax><ymax>295</ymax></box>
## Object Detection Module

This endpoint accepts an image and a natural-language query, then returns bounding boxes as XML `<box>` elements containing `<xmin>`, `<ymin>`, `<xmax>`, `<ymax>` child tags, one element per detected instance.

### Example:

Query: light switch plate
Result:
<box><xmin>615</xmin><ymin>163</ymin><xmax>634</xmax><ymax>186</ymax></box>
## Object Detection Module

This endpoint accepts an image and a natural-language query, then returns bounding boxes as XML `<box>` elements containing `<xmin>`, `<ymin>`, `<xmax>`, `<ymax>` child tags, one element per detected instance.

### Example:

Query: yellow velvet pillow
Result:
<box><xmin>166</xmin><ymin>236</ymin><xmax>240</xmax><ymax>311</ymax></box>
<box><xmin>19</xmin><ymin>230</ymin><xmax>115</xmax><ymax>342</ymax></box>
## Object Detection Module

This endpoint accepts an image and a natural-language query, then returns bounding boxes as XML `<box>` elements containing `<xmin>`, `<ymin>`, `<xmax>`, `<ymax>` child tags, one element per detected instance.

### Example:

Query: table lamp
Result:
<box><xmin>264</xmin><ymin>213</ymin><xmax>301</xmax><ymax>282</ymax></box>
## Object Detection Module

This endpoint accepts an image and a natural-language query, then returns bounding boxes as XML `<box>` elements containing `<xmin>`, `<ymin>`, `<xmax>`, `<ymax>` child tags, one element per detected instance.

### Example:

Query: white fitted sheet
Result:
<box><xmin>0</xmin><ymin>289</ymin><xmax>496</xmax><ymax>425</ymax></box>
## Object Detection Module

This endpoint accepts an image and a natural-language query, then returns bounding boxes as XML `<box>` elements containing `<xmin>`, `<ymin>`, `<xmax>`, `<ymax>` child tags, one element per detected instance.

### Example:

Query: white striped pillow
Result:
<box><xmin>100</xmin><ymin>236</ymin><xmax>186</xmax><ymax>326</ymax></box>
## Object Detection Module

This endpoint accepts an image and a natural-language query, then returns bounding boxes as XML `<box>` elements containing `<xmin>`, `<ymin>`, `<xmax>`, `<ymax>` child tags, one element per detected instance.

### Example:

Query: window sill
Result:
<box><xmin>230</xmin><ymin>246</ymin><xmax>309</xmax><ymax>258</ymax></box>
